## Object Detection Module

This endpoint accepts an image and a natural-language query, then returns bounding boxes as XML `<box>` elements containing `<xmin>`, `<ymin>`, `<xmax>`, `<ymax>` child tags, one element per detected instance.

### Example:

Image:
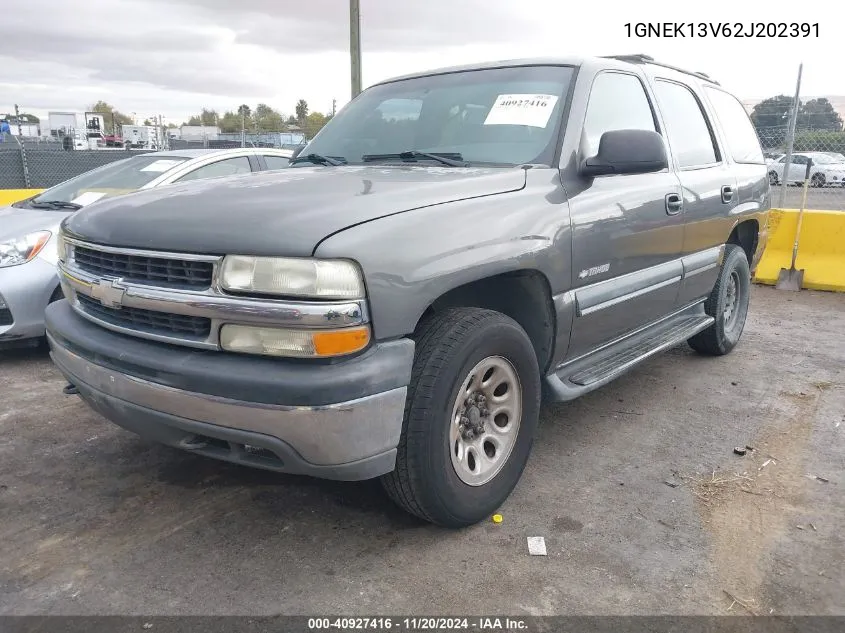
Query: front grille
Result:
<box><xmin>73</xmin><ymin>246</ymin><xmax>214</xmax><ymax>289</ymax></box>
<box><xmin>77</xmin><ymin>294</ymin><xmax>211</xmax><ymax>339</ymax></box>
<box><xmin>0</xmin><ymin>308</ymin><xmax>12</xmax><ymax>326</ymax></box>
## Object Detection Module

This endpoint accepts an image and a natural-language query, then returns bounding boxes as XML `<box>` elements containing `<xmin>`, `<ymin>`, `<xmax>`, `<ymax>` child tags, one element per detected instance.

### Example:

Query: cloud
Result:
<box><xmin>1</xmin><ymin>0</ymin><xmax>843</xmax><ymax>127</ymax></box>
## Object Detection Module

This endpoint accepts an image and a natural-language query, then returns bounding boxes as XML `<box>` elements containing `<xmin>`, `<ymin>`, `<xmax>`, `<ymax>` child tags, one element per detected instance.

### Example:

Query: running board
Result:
<box><xmin>545</xmin><ymin>312</ymin><xmax>714</xmax><ymax>402</ymax></box>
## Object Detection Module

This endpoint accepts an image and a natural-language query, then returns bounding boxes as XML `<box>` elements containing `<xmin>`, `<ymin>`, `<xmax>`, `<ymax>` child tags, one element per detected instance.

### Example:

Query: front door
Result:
<box><xmin>565</xmin><ymin>70</ymin><xmax>685</xmax><ymax>360</ymax></box>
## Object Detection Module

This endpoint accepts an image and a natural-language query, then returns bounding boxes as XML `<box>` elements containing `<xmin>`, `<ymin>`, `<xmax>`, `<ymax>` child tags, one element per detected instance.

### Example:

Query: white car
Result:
<box><xmin>1</xmin><ymin>147</ymin><xmax>293</xmax><ymax>347</ymax></box>
<box><xmin>767</xmin><ymin>151</ymin><xmax>845</xmax><ymax>187</ymax></box>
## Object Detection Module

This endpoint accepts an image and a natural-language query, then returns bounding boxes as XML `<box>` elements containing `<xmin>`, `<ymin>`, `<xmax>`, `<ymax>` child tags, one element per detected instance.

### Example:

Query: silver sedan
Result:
<box><xmin>0</xmin><ymin>147</ymin><xmax>293</xmax><ymax>347</ymax></box>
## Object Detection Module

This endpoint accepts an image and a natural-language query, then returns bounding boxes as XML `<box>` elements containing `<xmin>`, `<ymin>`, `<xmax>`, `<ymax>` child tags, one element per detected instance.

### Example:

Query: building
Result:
<box><xmin>174</xmin><ymin>125</ymin><xmax>220</xmax><ymax>141</ymax></box>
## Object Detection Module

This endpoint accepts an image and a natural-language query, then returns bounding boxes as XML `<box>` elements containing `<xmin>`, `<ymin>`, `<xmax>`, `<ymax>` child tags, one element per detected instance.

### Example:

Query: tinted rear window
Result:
<box><xmin>704</xmin><ymin>87</ymin><xmax>765</xmax><ymax>164</ymax></box>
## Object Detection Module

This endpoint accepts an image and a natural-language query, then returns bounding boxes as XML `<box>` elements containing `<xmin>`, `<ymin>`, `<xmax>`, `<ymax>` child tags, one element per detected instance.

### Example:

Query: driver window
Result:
<box><xmin>583</xmin><ymin>72</ymin><xmax>658</xmax><ymax>158</ymax></box>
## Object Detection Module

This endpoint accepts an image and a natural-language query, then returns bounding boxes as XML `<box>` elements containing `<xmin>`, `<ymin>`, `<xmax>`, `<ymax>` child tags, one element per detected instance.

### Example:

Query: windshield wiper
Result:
<box><xmin>291</xmin><ymin>153</ymin><xmax>346</xmax><ymax>166</ymax></box>
<box><xmin>362</xmin><ymin>151</ymin><xmax>468</xmax><ymax>167</ymax></box>
<box><xmin>28</xmin><ymin>200</ymin><xmax>84</xmax><ymax>210</ymax></box>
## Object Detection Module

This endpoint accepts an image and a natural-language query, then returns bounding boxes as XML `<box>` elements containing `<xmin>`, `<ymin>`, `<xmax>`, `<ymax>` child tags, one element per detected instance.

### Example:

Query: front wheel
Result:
<box><xmin>688</xmin><ymin>244</ymin><xmax>751</xmax><ymax>356</ymax></box>
<box><xmin>811</xmin><ymin>172</ymin><xmax>826</xmax><ymax>188</ymax></box>
<box><xmin>768</xmin><ymin>171</ymin><xmax>779</xmax><ymax>186</ymax></box>
<box><xmin>381</xmin><ymin>308</ymin><xmax>541</xmax><ymax>527</ymax></box>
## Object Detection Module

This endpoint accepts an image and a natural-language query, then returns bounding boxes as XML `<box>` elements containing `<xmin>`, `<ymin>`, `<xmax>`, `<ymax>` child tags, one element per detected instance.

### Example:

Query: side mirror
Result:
<box><xmin>581</xmin><ymin>129</ymin><xmax>668</xmax><ymax>177</ymax></box>
<box><xmin>290</xmin><ymin>145</ymin><xmax>306</xmax><ymax>160</ymax></box>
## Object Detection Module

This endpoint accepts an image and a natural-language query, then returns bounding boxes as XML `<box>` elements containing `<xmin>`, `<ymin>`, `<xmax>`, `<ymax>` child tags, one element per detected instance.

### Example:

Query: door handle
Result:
<box><xmin>665</xmin><ymin>193</ymin><xmax>682</xmax><ymax>215</ymax></box>
<box><xmin>721</xmin><ymin>185</ymin><xmax>734</xmax><ymax>204</ymax></box>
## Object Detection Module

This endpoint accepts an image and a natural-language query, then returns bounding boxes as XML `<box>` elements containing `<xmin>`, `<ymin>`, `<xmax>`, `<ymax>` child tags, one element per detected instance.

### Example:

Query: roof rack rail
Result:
<box><xmin>602</xmin><ymin>54</ymin><xmax>720</xmax><ymax>86</ymax></box>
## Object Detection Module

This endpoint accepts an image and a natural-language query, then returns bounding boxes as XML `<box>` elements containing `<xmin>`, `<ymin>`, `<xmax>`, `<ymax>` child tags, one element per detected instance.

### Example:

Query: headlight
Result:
<box><xmin>0</xmin><ymin>231</ymin><xmax>52</xmax><ymax>268</ymax></box>
<box><xmin>220</xmin><ymin>256</ymin><xmax>365</xmax><ymax>299</ymax></box>
<box><xmin>220</xmin><ymin>324</ymin><xmax>370</xmax><ymax>358</ymax></box>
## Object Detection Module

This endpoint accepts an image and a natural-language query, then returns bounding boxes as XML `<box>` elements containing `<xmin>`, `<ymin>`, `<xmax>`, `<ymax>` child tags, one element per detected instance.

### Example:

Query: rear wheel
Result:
<box><xmin>381</xmin><ymin>308</ymin><xmax>541</xmax><ymax>527</ymax></box>
<box><xmin>768</xmin><ymin>171</ymin><xmax>779</xmax><ymax>186</ymax></box>
<box><xmin>688</xmin><ymin>244</ymin><xmax>751</xmax><ymax>356</ymax></box>
<box><xmin>811</xmin><ymin>172</ymin><xmax>826</xmax><ymax>188</ymax></box>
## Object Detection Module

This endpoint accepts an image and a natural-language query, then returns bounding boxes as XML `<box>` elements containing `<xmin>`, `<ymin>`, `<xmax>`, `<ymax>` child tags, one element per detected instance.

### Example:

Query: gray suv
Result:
<box><xmin>45</xmin><ymin>54</ymin><xmax>769</xmax><ymax>527</ymax></box>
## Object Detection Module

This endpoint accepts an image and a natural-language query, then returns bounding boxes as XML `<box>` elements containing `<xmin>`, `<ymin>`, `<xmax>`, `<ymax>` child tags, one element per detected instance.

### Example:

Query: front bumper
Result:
<box><xmin>0</xmin><ymin>257</ymin><xmax>61</xmax><ymax>344</ymax></box>
<box><xmin>45</xmin><ymin>300</ymin><xmax>414</xmax><ymax>480</ymax></box>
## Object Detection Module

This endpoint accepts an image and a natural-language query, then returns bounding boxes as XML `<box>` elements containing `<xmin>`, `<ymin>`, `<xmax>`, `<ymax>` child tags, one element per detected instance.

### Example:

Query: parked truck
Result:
<box><xmin>46</xmin><ymin>54</ymin><xmax>769</xmax><ymax>527</ymax></box>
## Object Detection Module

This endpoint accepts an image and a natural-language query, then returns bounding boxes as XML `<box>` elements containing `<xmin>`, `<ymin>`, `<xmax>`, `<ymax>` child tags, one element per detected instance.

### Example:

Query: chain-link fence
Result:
<box><xmin>751</xmin><ymin>74</ymin><xmax>845</xmax><ymax>211</ymax></box>
<box><xmin>0</xmin><ymin>141</ymin><xmax>155</xmax><ymax>189</ymax></box>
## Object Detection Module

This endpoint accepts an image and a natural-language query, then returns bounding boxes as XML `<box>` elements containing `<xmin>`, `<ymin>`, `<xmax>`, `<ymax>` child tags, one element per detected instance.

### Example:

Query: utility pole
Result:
<box><xmin>350</xmin><ymin>0</ymin><xmax>362</xmax><ymax>100</ymax></box>
<box><xmin>778</xmin><ymin>63</ymin><xmax>802</xmax><ymax>210</ymax></box>
<box><xmin>14</xmin><ymin>104</ymin><xmax>22</xmax><ymax>136</ymax></box>
<box><xmin>332</xmin><ymin>98</ymin><xmax>337</xmax><ymax>117</ymax></box>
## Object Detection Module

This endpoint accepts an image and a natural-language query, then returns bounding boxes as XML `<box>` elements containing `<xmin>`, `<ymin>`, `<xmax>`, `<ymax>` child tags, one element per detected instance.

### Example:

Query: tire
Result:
<box><xmin>381</xmin><ymin>307</ymin><xmax>541</xmax><ymax>528</ymax></box>
<box><xmin>688</xmin><ymin>244</ymin><xmax>751</xmax><ymax>356</ymax></box>
<box><xmin>811</xmin><ymin>172</ymin><xmax>825</xmax><ymax>188</ymax></box>
<box><xmin>768</xmin><ymin>171</ymin><xmax>779</xmax><ymax>186</ymax></box>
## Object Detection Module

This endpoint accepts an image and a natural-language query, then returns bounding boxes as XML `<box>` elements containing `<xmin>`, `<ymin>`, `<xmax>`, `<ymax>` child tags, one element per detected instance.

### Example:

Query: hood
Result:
<box><xmin>62</xmin><ymin>165</ymin><xmax>526</xmax><ymax>256</ymax></box>
<box><xmin>0</xmin><ymin>206</ymin><xmax>70</xmax><ymax>242</ymax></box>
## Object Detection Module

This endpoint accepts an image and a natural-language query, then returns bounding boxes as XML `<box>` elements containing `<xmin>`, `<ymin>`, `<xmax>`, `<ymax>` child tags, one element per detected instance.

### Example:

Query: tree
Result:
<box><xmin>303</xmin><ymin>111</ymin><xmax>329</xmax><ymax>139</ymax></box>
<box><xmin>186</xmin><ymin>115</ymin><xmax>202</xmax><ymax>126</ymax></box>
<box><xmin>143</xmin><ymin>118</ymin><xmax>153</xmax><ymax>126</ymax></box>
<box><xmin>295</xmin><ymin>99</ymin><xmax>309</xmax><ymax>123</ymax></box>
<box><xmin>749</xmin><ymin>95</ymin><xmax>796</xmax><ymax>132</ymax></box>
<box><xmin>87</xmin><ymin>100</ymin><xmax>133</xmax><ymax>135</ymax></box>
<box><xmin>166</xmin><ymin>123</ymin><xmax>177</xmax><ymax>129</ymax></box>
<box><xmin>799</xmin><ymin>98</ymin><xmax>843</xmax><ymax>132</ymax></box>
<box><xmin>200</xmin><ymin>109</ymin><xmax>219</xmax><ymax>126</ymax></box>
<box><xmin>254</xmin><ymin>103</ymin><xmax>284</xmax><ymax>132</ymax></box>
<box><xmin>218</xmin><ymin>110</ymin><xmax>243</xmax><ymax>133</ymax></box>
<box><xmin>286</xmin><ymin>115</ymin><xmax>297</xmax><ymax>126</ymax></box>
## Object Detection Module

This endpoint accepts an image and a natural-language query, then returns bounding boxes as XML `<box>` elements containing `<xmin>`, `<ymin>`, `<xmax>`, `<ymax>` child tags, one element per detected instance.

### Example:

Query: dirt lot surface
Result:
<box><xmin>0</xmin><ymin>286</ymin><xmax>843</xmax><ymax>616</ymax></box>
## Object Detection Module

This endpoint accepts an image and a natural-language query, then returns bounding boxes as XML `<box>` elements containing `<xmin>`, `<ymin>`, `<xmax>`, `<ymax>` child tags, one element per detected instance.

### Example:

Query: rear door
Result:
<box><xmin>648</xmin><ymin>76</ymin><xmax>733</xmax><ymax>305</ymax></box>
<box><xmin>565</xmin><ymin>70</ymin><xmax>685</xmax><ymax>360</ymax></box>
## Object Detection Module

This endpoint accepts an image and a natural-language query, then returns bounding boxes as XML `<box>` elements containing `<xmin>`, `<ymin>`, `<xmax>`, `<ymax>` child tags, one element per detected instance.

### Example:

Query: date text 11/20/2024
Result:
<box><xmin>307</xmin><ymin>617</ymin><xmax>528</xmax><ymax>630</ymax></box>
<box><xmin>625</xmin><ymin>22</ymin><xmax>819</xmax><ymax>38</ymax></box>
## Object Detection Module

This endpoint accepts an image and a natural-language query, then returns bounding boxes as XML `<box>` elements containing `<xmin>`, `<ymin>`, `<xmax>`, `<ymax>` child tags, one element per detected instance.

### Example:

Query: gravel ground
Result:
<box><xmin>0</xmin><ymin>286</ymin><xmax>843</xmax><ymax>616</ymax></box>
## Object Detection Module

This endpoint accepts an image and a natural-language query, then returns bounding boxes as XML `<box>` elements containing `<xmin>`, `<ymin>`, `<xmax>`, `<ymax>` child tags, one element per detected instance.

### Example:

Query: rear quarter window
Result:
<box><xmin>704</xmin><ymin>87</ymin><xmax>765</xmax><ymax>164</ymax></box>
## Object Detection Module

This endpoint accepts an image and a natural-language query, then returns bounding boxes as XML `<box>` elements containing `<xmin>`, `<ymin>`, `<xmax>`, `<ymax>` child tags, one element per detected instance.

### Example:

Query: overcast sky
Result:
<box><xmin>1</xmin><ymin>0</ymin><xmax>842</xmax><ymax>125</ymax></box>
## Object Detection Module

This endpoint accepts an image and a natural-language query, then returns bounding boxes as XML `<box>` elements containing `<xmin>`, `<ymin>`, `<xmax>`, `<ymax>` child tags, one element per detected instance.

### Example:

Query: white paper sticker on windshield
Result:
<box><xmin>483</xmin><ymin>94</ymin><xmax>559</xmax><ymax>128</ymax></box>
<box><xmin>71</xmin><ymin>191</ymin><xmax>107</xmax><ymax>206</ymax></box>
<box><xmin>140</xmin><ymin>159</ymin><xmax>183</xmax><ymax>173</ymax></box>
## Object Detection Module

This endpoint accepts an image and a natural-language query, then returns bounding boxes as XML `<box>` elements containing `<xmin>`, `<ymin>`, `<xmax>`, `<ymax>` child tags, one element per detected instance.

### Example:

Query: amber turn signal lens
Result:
<box><xmin>312</xmin><ymin>326</ymin><xmax>370</xmax><ymax>356</ymax></box>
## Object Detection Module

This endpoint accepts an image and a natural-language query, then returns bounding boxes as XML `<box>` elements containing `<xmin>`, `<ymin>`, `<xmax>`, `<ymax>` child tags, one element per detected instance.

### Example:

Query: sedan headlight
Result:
<box><xmin>0</xmin><ymin>231</ymin><xmax>52</xmax><ymax>268</ymax></box>
<box><xmin>220</xmin><ymin>256</ymin><xmax>365</xmax><ymax>299</ymax></box>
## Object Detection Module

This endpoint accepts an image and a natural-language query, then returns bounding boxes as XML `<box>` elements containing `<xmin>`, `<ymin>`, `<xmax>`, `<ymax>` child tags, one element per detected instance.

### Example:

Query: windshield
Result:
<box><xmin>299</xmin><ymin>65</ymin><xmax>574</xmax><ymax>167</ymax></box>
<box><xmin>808</xmin><ymin>154</ymin><xmax>836</xmax><ymax>165</ymax></box>
<box><xmin>26</xmin><ymin>155</ymin><xmax>189</xmax><ymax>209</ymax></box>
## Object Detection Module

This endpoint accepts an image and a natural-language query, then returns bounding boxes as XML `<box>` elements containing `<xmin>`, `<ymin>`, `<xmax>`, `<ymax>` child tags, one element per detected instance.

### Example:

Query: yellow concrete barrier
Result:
<box><xmin>754</xmin><ymin>208</ymin><xmax>845</xmax><ymax>292</ymax></box>
<box><xmin>0</xmin><ymin>189</ymin><xmax>44</xmax><ymax>206</ymax></box>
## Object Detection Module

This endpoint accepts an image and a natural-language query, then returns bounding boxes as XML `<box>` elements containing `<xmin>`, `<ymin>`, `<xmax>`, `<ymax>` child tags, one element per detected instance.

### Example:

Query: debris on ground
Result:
<box><xmin>143</xmin><ymin>624</ymin><xmax>153</xmax><ymax>630</ymax></box>
<box><xmin>733</xmin><ymin>447</ymin><xmax>747</xmax><ymax>456</ymax></box>
<box><xmin>810</xmin><ymin>523</ymin><xmax>817</xmax><ymax>531</ymax></box>
<box><xmin>723</xmin><ymin>589</ymin><xmax>760</xmax><ymax>616</ymax></box>
<box><xmin>527</xmin><ymin>537</ymin><xmax>547</xmax><ymax>556</ymax></box>
<box><xmin>664</xmin><ymin>480</ymin><xmax>680</xmax><ymax>488</ymax></box>
<box><xmin>815</xmin><ymin>476</ymin><xmax>830</xmax><ymax>483</ymax></box>
<box><xmin>745</xmin><ymin>445</ymin><xmax>755</xmax><ymax>451</ymax></box>
<box><xmin>760</xmin><ymin>459</ymin><xmax>773</xmax><ymax>470</ymax></box>
<box><xmin>796</xmin><ymin>525</ymin><xmax>804</xmax><ymax>530</ymax></box>
<box><xmin>492</xmin><ymin>514</ymin><xmax>503</xmax><ymax>524</ymax></box>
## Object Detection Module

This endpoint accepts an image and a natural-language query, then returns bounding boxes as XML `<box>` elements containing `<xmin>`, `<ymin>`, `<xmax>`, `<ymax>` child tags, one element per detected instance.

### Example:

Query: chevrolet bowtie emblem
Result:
<box><xmin>90</xmin><ymin>278</ymin><xmax>127</xmax><ymax>309</ymax></box>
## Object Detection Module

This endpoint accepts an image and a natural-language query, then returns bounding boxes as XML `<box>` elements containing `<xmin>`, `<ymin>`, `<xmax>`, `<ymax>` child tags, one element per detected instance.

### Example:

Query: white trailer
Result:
<box><xmin>122</xmin><ymin>125</ymin><xmax>160</xmax><ymax>149</ymax></box>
